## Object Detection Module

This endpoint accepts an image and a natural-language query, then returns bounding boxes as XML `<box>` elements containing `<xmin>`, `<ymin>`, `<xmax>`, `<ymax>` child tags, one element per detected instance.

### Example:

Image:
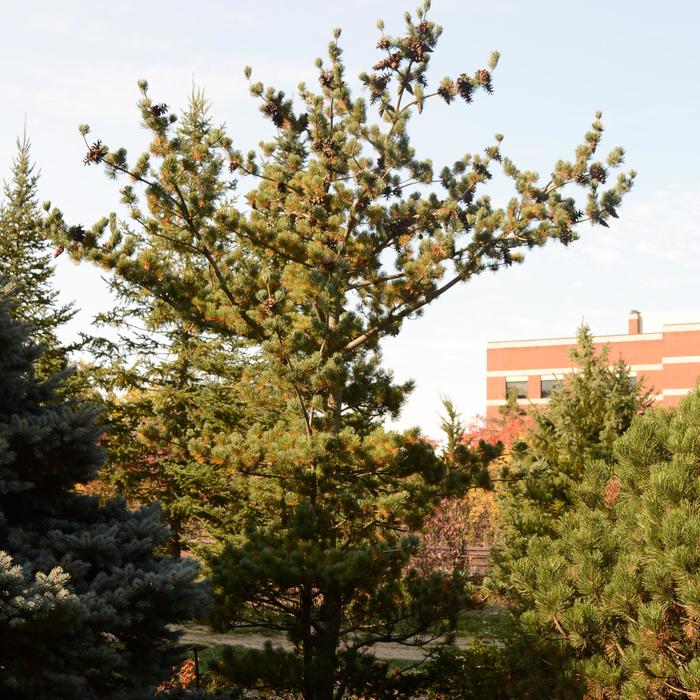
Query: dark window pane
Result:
<box><xmin>506</xmin><ymin>380</ymin><xmax>528</xmax><ymax>399</ymax></box>
<box><xmin>540</xmin><ymin>378</ymin><xmax>563</xmax><ymax>398</ymax></box>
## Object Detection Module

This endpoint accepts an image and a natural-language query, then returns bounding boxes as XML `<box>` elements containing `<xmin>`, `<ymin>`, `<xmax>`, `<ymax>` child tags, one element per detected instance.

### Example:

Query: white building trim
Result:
<box><xmin>662</xmin><ymin>323</ymin><xmax>700</xmax><ymax>333</ymax></box>
<box><xmin>486</xmin><ymin>398</ymin><xmax>550</xmax><ymax>407</ymax></box>
<box><xmin>487</xmin><ymin>367</ymin><xmax>571</xmax><ymax>378</ymax></box>
<box><xmin>662</xmin><ymin>388</ymin><xmax>693</xmax><ymax>397</ymax></box>
<box><xmin>661</xmin><ymin>355</ymin><xmax>700</xmax><ymax>365</ymax></box>
<box><xmin>487</xmin><ymin>333</ymin><xmax>663</xmax><ymax>350</ymax></box>
<box><xmin>486</xmin><ymin>363</ymin><xmax>662</xmax><ymax>378</ymax></box>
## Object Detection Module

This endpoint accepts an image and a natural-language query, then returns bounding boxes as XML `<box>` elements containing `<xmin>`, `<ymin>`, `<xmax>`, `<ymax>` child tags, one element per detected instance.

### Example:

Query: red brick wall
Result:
<box><xmin>486</xmin><ymin>324</ymin><xmax>700</xmax><ymax>418</ymax></box>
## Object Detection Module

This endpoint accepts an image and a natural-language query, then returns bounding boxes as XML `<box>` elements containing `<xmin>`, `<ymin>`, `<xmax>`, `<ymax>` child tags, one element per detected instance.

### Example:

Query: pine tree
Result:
<box><xmin>46</xmin><ymin>4</ymin><xmax>634</xmax><ymax>697</ymax></box>
<box><xmin>510</xmin><ymin>389</ymin><xmax>700</xmax><ymax>698</ymax></box>
<box><xmin>493</xmin><ymin>325</ymin><xmax>649</xmax><ymax>587</ymax></box>
<box><xmin>0</xmin><ymin>132</ymin><xmax>74</xmax><ymax>377</ymax></box>
<box><xmin>0</xmin><ymin>293</ymin><xmax>206</xmax><ymax>700</ymax></box>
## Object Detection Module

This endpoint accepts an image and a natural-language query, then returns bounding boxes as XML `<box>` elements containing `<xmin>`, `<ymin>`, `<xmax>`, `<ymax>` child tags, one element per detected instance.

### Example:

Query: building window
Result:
<box><xmin>506</xmin><ymin>378</ymin><xmax>528</xmax><ymax>400</ymax></box>
<box><xmin>540</xmin><ymin>377</ymin><xmax>563</xmax><ymax>398</ymax></box>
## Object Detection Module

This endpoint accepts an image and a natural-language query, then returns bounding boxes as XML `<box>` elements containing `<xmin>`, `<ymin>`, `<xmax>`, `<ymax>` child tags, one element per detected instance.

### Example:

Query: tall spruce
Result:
<box><xmin>89</xmin><ymin>280</ymin><xmax>254</xmax><ymax>559</ymax></box>
<box><xmin>439</xmin><ymin>397</ymin><xmax>466</xmax><ymax>462</ymax></box>
<box><xmin>0</xmin><ymin>133</ymin><xmax>74</xmax><ymax>376</ymax></box>
<box><xmin>46</xmin><ymin>4</ymin><xmax>634</xmax><ymax>697</ymax></box>
<box><xmin>511</xmin><ymin>389</ymin><xmax>700</xmax><ymax>698</ymax></box>
<box><xmin>492</xmin><ymin>325</ymin><xmax>649</xmax><ymax>587</ymax></box>
<box><xmin>0</xmin><ymin>293</ymin><xmax>207</xmax><ymax>700</ymax></box>
<box><xmin>81</xmin><ymin>92</ymin><xmax>260</xmax><ymax>558</ymax></box>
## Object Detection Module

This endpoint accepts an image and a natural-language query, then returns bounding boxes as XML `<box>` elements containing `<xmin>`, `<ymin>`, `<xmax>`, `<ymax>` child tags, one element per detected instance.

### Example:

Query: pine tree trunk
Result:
<box><xmin>310</xmin><ymin>601</ymin><xmax>341</xmax><ymax>700</ymax></box>
<box><xmin>299</xmin><ymin>314</ymin><xmax>342</xmax><ymax>700</ymax></box>
<box><xmin>298</xmin><ymin>586</ymin><xmax>342</xmax><ymax>700</ymax></box>
<box><xmin>301</xmin><ymin>584</ymin><xmax>314</xmax><ymax>700</ymax></box>
<box><xmin>167</xmin><ymin>518</ymin><xmax>182</xmax><ymax>559</ymax></box>
<box><xmin>301</xmin><ymin>641</ymin><xmax>338</xmax><ymax>700</ymax></box>
<box><xmin>309</xmin><ymin>646</ymin><xmax>337</xmax><ymax>700</ymax></box>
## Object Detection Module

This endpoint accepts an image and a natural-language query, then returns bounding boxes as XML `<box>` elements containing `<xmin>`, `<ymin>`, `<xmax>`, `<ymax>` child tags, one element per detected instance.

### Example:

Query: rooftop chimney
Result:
<box><xmin>628</xmin><ymin>309</ymin><xmax>642</xmax><ymax>335</ymax></box>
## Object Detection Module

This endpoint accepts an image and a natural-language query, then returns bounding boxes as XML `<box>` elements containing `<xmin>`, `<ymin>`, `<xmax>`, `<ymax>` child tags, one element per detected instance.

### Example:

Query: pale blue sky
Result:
<box><xmin>1</xmin><ymin>1</ymin><xmax>699</xmax><ymax>435</ymax></box>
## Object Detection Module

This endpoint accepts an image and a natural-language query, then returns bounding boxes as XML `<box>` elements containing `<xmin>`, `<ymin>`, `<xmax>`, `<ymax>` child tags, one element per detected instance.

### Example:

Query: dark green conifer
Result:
<box><xmin>490</xmin><ymin>326</ymin><xmax>649</xmax><ymax>697</ymax></box>
<box><xmin>95</xmin><ymin>325</ymin><xmax>253</xmax><ymax>559</ymax></box>
<box><xmin>493</xmin><ymin>325</ymin><xmax>649</xmax><ymax>586</ymax></box>
<box><xmin>0</xmin><ymin>293</ymin><xmax>206</xmax><ymax>700</ymax></box>
<box><xmin>0</xmin><ymin>133</ymin><xmax>74</xmax><ymax>377</ymax></box>
<box><xmin>511</xmin><ymin>389</ymin><xmax>700</xmax><ymax>698</ymax></box>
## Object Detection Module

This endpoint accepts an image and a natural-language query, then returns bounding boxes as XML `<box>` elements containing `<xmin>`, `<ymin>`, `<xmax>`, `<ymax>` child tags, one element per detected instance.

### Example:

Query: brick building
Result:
<box><xmin>486</xmin><ymin>311</ymin><xmax>700</xmax><ymax>419</ymax></box>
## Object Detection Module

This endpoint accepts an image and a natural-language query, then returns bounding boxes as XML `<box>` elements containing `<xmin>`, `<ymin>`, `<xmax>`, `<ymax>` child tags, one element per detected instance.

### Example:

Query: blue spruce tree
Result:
<box><xmin>0</xmin><ymin>292</ymin><xmax>207</xmax><ymax>700</ymax></box>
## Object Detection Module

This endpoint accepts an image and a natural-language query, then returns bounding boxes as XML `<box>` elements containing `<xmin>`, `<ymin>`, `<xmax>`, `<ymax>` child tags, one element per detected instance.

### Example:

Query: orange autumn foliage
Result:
<box><xmin>414</xmin><ymin>411</ymin><xmax>527</xmax><ymax>575</ymax></box>
<box><xmin>155</xmin><ymin>657</ymin><xmax>197</xmax><ymax>693</ymax></box>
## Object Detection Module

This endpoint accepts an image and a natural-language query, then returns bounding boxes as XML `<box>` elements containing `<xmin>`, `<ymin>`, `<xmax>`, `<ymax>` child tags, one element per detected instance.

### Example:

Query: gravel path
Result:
<box><xmin>179</xmin><ymin>625</ymin><xmax>473</xmax><ymax>662</ymax></box>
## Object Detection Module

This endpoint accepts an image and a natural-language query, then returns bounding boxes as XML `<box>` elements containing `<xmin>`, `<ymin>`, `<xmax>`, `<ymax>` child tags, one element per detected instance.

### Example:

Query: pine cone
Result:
<box><xmin>376</xmin><ymin>74</ymin><xmax>390</xmax><ymax>90</ymax></box>
<box><xmin>589</xmin><ymin>164</ymin><xmax>607</xmax><ymax>183</ymax></box>
<box><xmin>476</xmin><ymin>69</ymin><xmax>493</xmax><ymax>94</ymax></box>
<box><xmin>263</xmin><ymin>101</ymin><xmax>285</xmax><ymax>128</ymax></box>
<box><xmin>373</xmin><ymin>58</ymin><xmax>390</xmax><ymax>71</ymax></box>
<box><xmin>476</xmin><ymin>69</ymin><xmax>491</xmax><ymax>85</ymax></box>
<box><xmin>473</xmin><ymin>162</ymin><xmax>491</xmax><ymax>180</ymax></box>
<box><xmin>406</xmin><ymin>39</ymin><xmax>428</xmax><ymax>61</ymax></box>
<box><xmin>149</xmin><ymin>103</ymin><xmax>168</xmax><ymax>118</ymax></box>
<box><xmin>319</xmin><ymin>70</ymin><xmax>333</xmax><ymax>89</ymax></box>
<box><xmin>262</xmin><ymin>297</ymin><xmax>277</xmax><ymax>314</ymax></box>
<box><xmin>603</xmin><ymin>477</ymin><xmax>621</xmax><ymax>507</ymax></box>
<box><xmin>559</xmin><ymin>230</ymin><xmax>574</xmax><ymax>245</ymax></box>
<box><xmin>456</xmin><ymin>74</ymin><xmax>473</xmax><ymax>102</ymax></box>
<box><xmin>371</xmin><ymin>74</ymin><xmax>391</xmax><ymax>103</ymax></box>
<box><xmin>376</xmin><ymin>36</ymin><xmax>391</xmax><ymax>50</ymax></box>
<box><xmin>83</xmin><ymin>140</ymin><xmax>106</xmax><ymax>166</ymax></box>
<box><xmin>437</xmin><ymin>78</ymin><xmax>456</xmax><ymax>104</ymax></box>
<box><xmin>68</xmin><ymin>225</ymin><xmax>86</xmax><ymax>243</ymax></box>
